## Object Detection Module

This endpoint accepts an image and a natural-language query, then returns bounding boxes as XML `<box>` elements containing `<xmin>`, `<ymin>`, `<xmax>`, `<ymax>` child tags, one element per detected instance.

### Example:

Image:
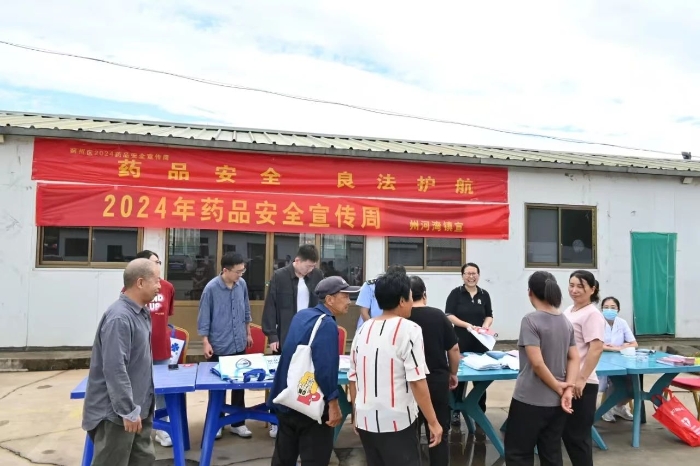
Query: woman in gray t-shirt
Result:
<box><xmin>504</xmin><ymin>271</ymin><xmax>580</xmax><ymax>466</ymax></box>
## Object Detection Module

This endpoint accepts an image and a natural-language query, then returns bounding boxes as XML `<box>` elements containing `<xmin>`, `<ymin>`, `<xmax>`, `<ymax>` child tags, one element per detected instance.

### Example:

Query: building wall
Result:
<box><xmin>1</xmin><ymin>135</ymin><xmax>699</xmax><ymax>348</ymax></box>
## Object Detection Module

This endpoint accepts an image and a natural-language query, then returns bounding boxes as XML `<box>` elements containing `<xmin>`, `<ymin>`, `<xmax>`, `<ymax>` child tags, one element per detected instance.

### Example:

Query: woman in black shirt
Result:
<box><xmin>445</xmin><ymin>262</ymin><xmax>494</xmax><ymax>426</ymax></box>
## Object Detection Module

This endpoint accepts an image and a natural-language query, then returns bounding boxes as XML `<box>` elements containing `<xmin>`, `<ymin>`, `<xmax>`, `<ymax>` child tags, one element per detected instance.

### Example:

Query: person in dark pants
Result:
<box><xmin>445</xmin><ymin>262</ymin><xmax>494</xmax><ymax>426</ymax></box>
<box><xmin>197</xmin><ymin>252</ymin><xmax>254</xmax><ymax>439</ymax></box>
<box><xmin>349</xmin><ymin>270</ymin><xmax>443</xmax><ymax>466</ymax></box>
<box><xmin>562</xmin><ymin>270</ymin><xmax>605</xmax><ymax>466</ymax></box>
<box><xmin>408</xmin><ymin>276</ymin><xmax>461</xmax><ymax>466</ymax></box>
<box><xmin>504</xmin><ymin>271</ymin><xmax>580</xmax><ymax>466</ymax></box>
<box><xmin>82</xmin><ymin>258</ymin><xmax>162</xmax><ymax>466</ymax></box>
<box><xmin>268</xmin><ymin>276</ymin><xmax>358</xmax><ymax>466</ymax></box>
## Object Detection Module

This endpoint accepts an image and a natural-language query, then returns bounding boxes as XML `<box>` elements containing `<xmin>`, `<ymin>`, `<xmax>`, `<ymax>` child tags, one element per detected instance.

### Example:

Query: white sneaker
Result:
<box><xmin>613</xmin><ymin>405</ymin><xmax>634</xmax><ymax>421</ymax></box>
<box><xmin>229</xmin><ymin>425</ymin><xmax>253</xmax><ymax>438</ymax></box>
<box><xmin>269</xmin><ymin>424</ymin><xmax>278</xmax><ymax>438</ymax></box>
<box><xmin>601</xmin><ymin>411</ymin><xmax>616</xmax><ymax>422</ymax></box>
<box><xmin>154</xmin><ymin>430</ymin><xmax>172</xmax><ymax>447</ymax></box>
<box><xmin>215</xmin><ymin>428</ymin><xmax>223</xmax><ymax>439</ymax></box>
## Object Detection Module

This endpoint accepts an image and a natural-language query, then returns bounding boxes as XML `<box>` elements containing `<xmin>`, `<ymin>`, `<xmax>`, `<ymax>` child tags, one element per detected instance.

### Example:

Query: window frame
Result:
<box><xmin>385</xmin><ymin>237</ymin><xmax>465</xmax><ymax>272</ymax></box>
<box><xmin>165</xmin><ymin>230</ymin><xmax>367</xmax><ymax>305</ymax></box>
<box><xmin>36</xmin><ymin>226</ymin><xmax>144</xmax><ymax>268</ymax></box>
<box><xmin>524</xmin><ymin>203</ymin><xmax>597</xmax><ymax>269</ymax></box>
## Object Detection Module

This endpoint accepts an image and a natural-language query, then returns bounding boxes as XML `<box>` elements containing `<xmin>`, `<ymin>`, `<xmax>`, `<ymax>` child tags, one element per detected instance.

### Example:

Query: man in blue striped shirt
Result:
<box><xmin>197</xmin><ymin>252</ymin><xmax>254</xmax><ymax>439</ymax></box>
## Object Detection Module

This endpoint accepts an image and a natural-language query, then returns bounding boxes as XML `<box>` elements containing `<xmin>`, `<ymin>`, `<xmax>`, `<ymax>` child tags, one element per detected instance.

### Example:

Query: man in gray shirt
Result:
<box><xmin>197</xmin><ymin>252</ymin><xmax>254</xmax><ymax>439</ymax></box>
<box><xmin>82</xmin><ymin>258</ymin><xmax>162</xmax><ymax>466</ymax></box>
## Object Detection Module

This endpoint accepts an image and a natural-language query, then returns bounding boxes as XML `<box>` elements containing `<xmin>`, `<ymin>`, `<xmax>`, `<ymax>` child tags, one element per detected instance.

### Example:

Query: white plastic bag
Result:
<box><xmin>272</xmin><ymin>315</ymin><xmax>326</xmax><ymax>423</ymax></box>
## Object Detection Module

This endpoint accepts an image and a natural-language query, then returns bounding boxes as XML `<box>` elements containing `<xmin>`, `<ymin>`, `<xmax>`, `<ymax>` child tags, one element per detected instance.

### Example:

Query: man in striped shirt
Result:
<box><xmin>348</xmin><ymin>269</ymin><xmax>442</xmax><ymax>466</ymax></box>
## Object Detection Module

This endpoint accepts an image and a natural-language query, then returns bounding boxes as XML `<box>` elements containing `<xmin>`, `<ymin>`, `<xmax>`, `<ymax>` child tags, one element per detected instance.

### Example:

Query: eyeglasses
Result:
<box><xmin>230</xmin><ymin>268</ymin><xmax>246</xmax><ymax>275</ymax></box>
<box><xmin>463</xmin><ymin>272</ymin><xmax>479</xmax><ymax>277</ymax></box>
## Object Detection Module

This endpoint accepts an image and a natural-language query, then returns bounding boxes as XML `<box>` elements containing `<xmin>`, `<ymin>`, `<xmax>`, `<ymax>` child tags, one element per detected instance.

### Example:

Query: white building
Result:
<box><xmin>0</xmin><ymin>111</ymin><xmax>697</xmax><ymax>349</ymax></box>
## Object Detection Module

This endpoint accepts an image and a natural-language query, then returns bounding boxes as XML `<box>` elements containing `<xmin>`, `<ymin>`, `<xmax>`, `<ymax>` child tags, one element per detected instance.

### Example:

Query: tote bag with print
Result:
<box><xmin>272</xmin><ymin>314</ymin><xmax>327</xmax><ymax>423</ymax></box>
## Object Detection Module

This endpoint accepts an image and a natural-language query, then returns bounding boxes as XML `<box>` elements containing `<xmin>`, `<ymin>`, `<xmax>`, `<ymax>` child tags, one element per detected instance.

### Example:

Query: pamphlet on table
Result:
<box><xmin>462</xmin><ymin>352</ymin><xmax>519</xmax><ymax>371</ymax></box>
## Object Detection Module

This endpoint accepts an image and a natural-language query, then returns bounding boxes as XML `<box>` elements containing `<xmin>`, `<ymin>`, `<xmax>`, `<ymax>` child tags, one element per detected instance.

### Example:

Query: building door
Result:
<box><xmin>631</xmin><ymin>232</ymin><xmax>676</xmax><ymax>335</ymax></box>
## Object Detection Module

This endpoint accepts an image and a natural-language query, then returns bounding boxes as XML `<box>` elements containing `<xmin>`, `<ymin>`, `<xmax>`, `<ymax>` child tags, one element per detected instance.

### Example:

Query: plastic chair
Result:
<box><xmin>167</xmin><ymin>324</ymin><xmax>190</xmax><ymax>364</ymax></box>
<box><xmin>246</xmin><ymin>323</ymin><xmax>267</xmax><ymax>355</ymax></box>
<box><xmin>670</xmin><ymin>376</ymin><xmax>700</xmax><ymax>420</ymax></box>
<box><xmin>338</xmin><ymin>326</ymin><xmax>347</xmax><ymax>355</ymax></box>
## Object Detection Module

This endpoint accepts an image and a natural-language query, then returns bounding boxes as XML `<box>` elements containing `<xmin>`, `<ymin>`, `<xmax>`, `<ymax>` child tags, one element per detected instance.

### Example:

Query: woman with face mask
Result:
<box><xmin>599</xmin><ymin>296</ymin><xmax>638</xmax><ymax>423</ymax></box>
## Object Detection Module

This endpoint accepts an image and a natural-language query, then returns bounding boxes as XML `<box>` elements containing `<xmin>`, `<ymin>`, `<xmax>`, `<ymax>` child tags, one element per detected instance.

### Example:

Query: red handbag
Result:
<box><xmin>652</xmin><ymin>389</ymin><xmax>700</xmax><ymax>447</ymax></box>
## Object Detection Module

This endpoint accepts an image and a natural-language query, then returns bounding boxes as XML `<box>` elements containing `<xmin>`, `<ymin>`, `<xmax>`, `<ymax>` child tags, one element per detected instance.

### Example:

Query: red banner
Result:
<box><xmin>36</xmin><ymin>183</ymin><xmax>509</xmax><ymax>239</ymax></box>
<box><xmin>32</xmin><ymin>138</ymin><xmax>508</xmax><ymax>203</ymax></box>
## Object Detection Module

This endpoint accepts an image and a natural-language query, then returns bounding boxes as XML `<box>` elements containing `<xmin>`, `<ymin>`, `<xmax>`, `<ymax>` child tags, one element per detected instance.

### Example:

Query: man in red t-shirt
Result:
<box><xmin>122</xmin><ymin>250</ymin><xmax>176</xmax><ymax>447</ymax></box>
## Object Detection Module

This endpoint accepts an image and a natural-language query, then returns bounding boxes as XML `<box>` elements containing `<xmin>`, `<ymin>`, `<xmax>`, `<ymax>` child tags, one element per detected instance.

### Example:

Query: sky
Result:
<box><xmin>0</xmin><ymin>0</ymin><xmax>698</xmax><ymax>159</ymax></box>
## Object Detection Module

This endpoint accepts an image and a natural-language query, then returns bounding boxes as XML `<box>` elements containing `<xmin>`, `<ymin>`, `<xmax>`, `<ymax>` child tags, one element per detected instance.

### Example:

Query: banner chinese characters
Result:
<box><xmin>36</xmin><ymin>183</ymin><xmax>510</xmax><ymax>239</ymax></box>
<box><xmin>32</xmin><ymin>138</ymin><xmax>508</xmax><ymax>203</ymax></box>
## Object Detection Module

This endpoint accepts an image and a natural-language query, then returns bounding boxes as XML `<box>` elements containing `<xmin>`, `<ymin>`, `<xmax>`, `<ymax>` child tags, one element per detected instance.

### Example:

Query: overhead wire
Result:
<box><xmin>0</xmin><ymin>39</ymin><xmax>680</xmax><ymax>157</ymax></box>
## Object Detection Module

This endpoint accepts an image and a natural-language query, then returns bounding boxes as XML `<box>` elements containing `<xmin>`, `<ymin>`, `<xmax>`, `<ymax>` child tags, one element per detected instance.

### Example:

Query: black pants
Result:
<box><xmin>358</xmin><ymin>422</ymin><xmax>421</xmax><ymax>466</ymax></box>
<box><xmin>562</xmin><ymin>383</ymin><xmax>598</xmax><ymax>466</ymax></box>
<box><xmin>418</xmin><ymin>375</ymin><xmax>451</xmax><ymax>466</ymax></box>
<box><xmin>453</xmin><ymin>381</ymin><xmax>487</xmax><ymax>412</ymax></box>
<box><xmin>208</xmin><ymin>352</ymin><xmax>246</xmax><ymax>427</ymax></box>
<box><xmin>504</xmin><ymin>398</ymin><xmax>567</xmax><ymax>466</ymax></box>
<box><xmin>271</xmin><ymin>409</ymin><xmax>334</xmax><ymax>466</ymax></box>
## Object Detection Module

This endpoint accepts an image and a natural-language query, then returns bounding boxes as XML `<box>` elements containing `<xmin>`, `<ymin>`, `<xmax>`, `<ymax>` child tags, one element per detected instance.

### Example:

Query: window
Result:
<box><xmin>320</xmin><ymin>235</ymin><xmax>365</xmax><ymax>285</ymax></box>
<box><xmin>38</xmin><ymin>227</ymin><xmax>141</xmax><ymax>266</ymax></box>
<box><xmin>526</xmin><ymin>205</ymin><xmax>596</xmax><ymax>267</ymax></box>
<box><xmin>386</xmin><ymin>237</ymin><xmax>463</xmax><ymax>270</ymax></box>
<box><xmin>167</xmin><ymin>229</ymin><xmax>218</xmax><ymax>301</ymax></box>
<box><xmin>223</xmin><ymin>231</ymin><xmax>267</xmax><ymax>301</ymax></box>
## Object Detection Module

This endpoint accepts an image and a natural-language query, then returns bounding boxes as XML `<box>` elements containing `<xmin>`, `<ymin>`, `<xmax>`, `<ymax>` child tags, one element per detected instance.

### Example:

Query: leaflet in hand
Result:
<box><xmin>469</xmin><ymin>327</ymin><xmax>497</xmax><ymax>351</ymax></box>
<box><xmin>462</xmin><ymin>353</ymin><xmax>519</xmax><ymax>371</ymax></box>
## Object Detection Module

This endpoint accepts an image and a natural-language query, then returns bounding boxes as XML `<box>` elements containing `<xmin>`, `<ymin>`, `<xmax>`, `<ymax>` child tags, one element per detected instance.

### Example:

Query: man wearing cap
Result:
<box><xmin>268</xmin><ymin>276</ymin><xmax>359</xmax><ymax>466</ymax></box>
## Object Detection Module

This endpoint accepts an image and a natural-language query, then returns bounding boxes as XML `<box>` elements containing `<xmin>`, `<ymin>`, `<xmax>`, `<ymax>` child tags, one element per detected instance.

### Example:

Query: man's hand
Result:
<box><xmin>427</xmin><ymin>420</ymin><xmax>443</xmax><ymax>448</ymax></box>
<box><xmin>326</xmin><ymin>400</ymin><xmax>342</xmax><ymax>427</ymax></box>
<box><xmin>561</xmin><ymin>387</ymin><xmax>574</xmax><ymax>414</ymax></box>
<box><xmin>556</xmin><ymin>380</ymin><xmax>574</xmax><ymax>396</ymax></box>
<box><xmin>574</xmin><ymin>378</ymin><xmax>586</xmax><ymax>398</ymax></box>
<box><xmin>124</xmin><ymin>418</ymin><xmax>142</xmax><ymax>434</ymax></box>
<box><xmin>449</xmin><ymin>374</ymin><xmax>459</xmax><ymax>390</ymax></box>
<box><xmin>270</xmin><ymin>342</ymin><xmax>279</xmax><ymax>353</ymax></box>
<box><xmin>203</xmin><ymin>340</ymin><xmax>214</xmax><ymax>359</ymax></box>
<box><xmin>247</xmin><ymin>333</ymin><xmax>254</xmax><ymax>348</ymax></box>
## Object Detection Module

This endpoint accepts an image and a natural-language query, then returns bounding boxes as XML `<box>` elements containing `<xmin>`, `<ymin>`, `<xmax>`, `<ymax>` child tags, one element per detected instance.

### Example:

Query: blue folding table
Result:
<box><xmin>70</xmin><ymin>363</ymin><xmax>196</xmax><ymax>466</ymax></box>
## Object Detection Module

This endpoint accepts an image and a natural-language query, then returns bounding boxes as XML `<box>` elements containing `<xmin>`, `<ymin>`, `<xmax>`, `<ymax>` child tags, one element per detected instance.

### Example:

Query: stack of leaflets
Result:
<box><xmin>211</xmin><ymin>353</ymin><xmax>274</xmax><ymax>382</ymax></box>
<box><xmin>462</xmin><ymin>353</ymin><xmax>519</xmax><ymax>371</ymax></box>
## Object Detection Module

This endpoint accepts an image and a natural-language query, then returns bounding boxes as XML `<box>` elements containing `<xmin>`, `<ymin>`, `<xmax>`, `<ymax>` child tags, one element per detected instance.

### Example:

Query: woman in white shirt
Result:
<box><xmin>599</xmin><ymin>296</ymin><xmax>637</xmax><ymax>423</ymax></box>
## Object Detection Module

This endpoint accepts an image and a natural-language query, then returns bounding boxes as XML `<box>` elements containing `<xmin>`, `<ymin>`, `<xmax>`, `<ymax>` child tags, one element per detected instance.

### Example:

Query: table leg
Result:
<box><xmin>456</xmin><ymin>381</ymin><xmax>503</xmax><ymax>456</ymax></box>
<box><xmin>179</xmin><ymin>393</ymin><xmax>190</xmax><ymax>451</ymax></box>
<box><xmin>81</xmin><ymin>433</ymin><xmax>93</xmax><ymax>466</ymax></box>
<box><xmin>200</xmin><ymin>390</ymin><xmax>226</xmax><ymax>466</ymax></box>
<box><xmin>334</xmin><ymin>385</ymin><xmax>353</xmax><ymax>444</ymax></box>
<box><xmin>165</xmin><ymin>394</ymin><xmax>187</xmax><ymax>466</ymax></box>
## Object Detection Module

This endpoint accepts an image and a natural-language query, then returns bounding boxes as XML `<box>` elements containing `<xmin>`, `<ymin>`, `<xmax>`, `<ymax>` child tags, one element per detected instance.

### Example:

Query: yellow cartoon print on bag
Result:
<box><xmin>297</xmin><ymin>371</ymin><xmax>321</xmax><ymax>406</ymax></box>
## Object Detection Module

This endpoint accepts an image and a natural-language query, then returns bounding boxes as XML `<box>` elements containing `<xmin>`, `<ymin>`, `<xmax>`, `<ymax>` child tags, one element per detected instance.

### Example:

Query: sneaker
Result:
<box><xmin>269</xmin><ymin>424</ymin><xmax>278</xmax><ymax>438</ymax></box>
<box><xmin>451</xmin><ymin>411</ymin><xmax>461</xmax><ymax>426</ymax></box>
<box><xmin>154</xmin><ymin>430</ymin><xmax>172</xmax><ymax>447</ymax></box>
<box><xmin>612</xmin><ymin>405</ymin><xmax>634</xmax><ymax>421</ymax></box>
<box><xmin>601</xmin><ymin>411</ymin><xmax>616</xmax><ymax>423</ymax></box>
<box><xmin>215</xmin><ymin>428</ymin><xmax>223</xmax><ymax>439</ymax></box>
<box><xmin>229</xmin><ymin>425</ymin><xmax>253</xmax><ymax>438</ymax></box>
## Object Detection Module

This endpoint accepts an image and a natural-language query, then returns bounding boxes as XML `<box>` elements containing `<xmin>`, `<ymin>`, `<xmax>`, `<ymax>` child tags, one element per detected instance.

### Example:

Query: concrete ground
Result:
<box><xmin>1</xmin><ymin>370</ymin><xmax>700</xmax><ymax>465</ymax></box>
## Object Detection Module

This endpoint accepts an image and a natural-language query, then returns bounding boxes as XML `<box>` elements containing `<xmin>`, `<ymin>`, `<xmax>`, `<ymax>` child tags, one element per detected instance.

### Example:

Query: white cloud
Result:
<box><xmin>0</xmin><ymin>0</ymin><xmax>698</xmax><ymax>158</ymax></box>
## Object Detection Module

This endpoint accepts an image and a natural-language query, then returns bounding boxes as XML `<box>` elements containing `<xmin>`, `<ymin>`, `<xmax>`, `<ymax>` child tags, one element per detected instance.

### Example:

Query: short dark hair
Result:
<box><xmin>386</xmin><ymin>264</ymin><xmax>406</xmax><ymax>274</ymax></box>
<box><xmin>221</xmin><ymin>252</ymin><xmax>246</xmax><ymax>270</ymax></box>
<box><xmin>528</xmin><ymin>271</ymin><xmax>562</xmax><ymax>308</ymax></box>
<box><xmin>296</xmin><ymin>244</ymin><xmax>319</xmax><ymax>262</ymax></box>
<box><xmin>570</xmin><ymin>270</ymin><xmax>600</xmax><ymax>303</ymax></box>
<box><xmin>409</xmin><ymin>275</ymin><xmax>426</xmax><ymax>302</ymax></box>
<box><xmin>461</xmin><ymin>262</ymin><xmax>480</xmax><ymax>275</ymax></box>
<box><xmin>135</xmin><ymin>250</ymin><xmax>159</xmax><ymax>260</ymax></box>
<box><xmin>601</xmin><ymin>296</ymin><xmax>620</xmax><ymax>310</ymax></box>
<box><xmin>375</xmin><ymin>270</ymin><xmax>411</xmax><ymax>311</ymax></box>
